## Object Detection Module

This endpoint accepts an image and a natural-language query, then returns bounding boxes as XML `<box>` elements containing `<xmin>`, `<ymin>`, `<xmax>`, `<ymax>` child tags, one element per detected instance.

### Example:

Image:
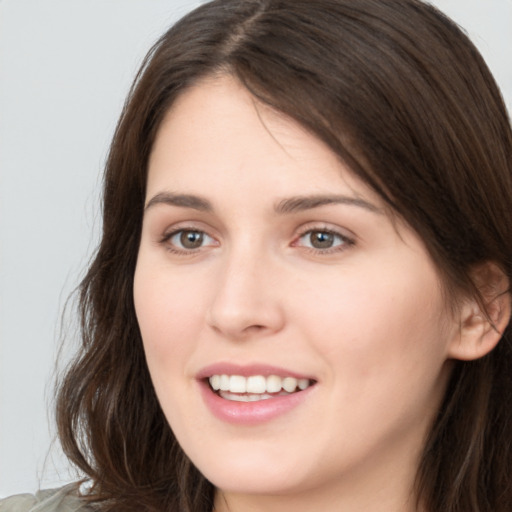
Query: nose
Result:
<box><xmin>206</xmin><ymin>248</ymin><xmax>285</xmax><ymax>340</ymax></box>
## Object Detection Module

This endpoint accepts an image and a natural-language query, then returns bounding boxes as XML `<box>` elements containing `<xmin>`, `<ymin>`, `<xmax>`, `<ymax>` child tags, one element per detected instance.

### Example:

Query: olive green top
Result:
<box><xmin>0</xmin><ymin>485</ymin><xmax>94</xmax><ymax>512</ymax></box>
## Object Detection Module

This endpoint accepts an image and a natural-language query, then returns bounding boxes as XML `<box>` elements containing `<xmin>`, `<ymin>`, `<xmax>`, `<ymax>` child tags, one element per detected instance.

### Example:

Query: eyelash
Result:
<box><xmin>159</xmin><ymin>228</ymin><xmax>217</xmax><ymax>255</ymax></box>
<box><xmin>159</xmin><ymin>226</ymin><xmax>355</xmax><ymax>256</ymax></box>
<box><xmin>293</xmin><ymin>227</ymin><xmax>354</xmax><ymax>254</ymax></box>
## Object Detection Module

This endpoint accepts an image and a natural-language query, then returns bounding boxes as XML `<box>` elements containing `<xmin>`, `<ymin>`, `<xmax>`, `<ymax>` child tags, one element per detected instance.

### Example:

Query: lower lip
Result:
<box><xmin>198</xmin><ymin>380</ymin><xmax>315</xmax><ymax>425</ymax></box>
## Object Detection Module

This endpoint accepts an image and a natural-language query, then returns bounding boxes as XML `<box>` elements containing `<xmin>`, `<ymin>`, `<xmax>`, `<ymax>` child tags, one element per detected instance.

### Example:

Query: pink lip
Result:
<box><xmin>196</xmin><ymin>363</ymin><xmax>317</xmax><ymax>425</ymax></box>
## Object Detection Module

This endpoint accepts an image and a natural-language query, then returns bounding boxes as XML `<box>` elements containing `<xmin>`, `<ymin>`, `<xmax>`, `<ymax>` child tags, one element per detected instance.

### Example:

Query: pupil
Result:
<box><xmin>180</xmin><ymin>231</ymin><xmax>203</xmax><ymax>249</ymax></box>
<box><xmin>311</xmin><ymin>231</ymin><xmax>334</xmax><ymax>249</ymax></box>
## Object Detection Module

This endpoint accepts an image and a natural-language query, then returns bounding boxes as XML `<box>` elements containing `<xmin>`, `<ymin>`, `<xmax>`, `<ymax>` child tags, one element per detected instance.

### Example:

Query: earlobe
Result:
<box><xmin>448</xmin><ymin>262</ymin><xmax>511</xmax><ymax>361</ymax></box>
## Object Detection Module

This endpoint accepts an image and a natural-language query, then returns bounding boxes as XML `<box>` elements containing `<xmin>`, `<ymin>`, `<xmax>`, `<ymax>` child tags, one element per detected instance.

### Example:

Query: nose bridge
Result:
<box><xmin>206</xmin><ymin>236</ymin><xmax>284</xmax><ymax>338</ymax></box>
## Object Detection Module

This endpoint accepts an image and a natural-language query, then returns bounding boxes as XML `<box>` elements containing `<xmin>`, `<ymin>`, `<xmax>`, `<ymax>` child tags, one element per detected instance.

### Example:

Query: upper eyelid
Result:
<box><xmin>293</xmin><ymin>229</ymin><xmax>353</xmax><ymax>248</ymax></box>
<box><xmin>294</xmin><ymin>222</ymin><xmax>356</xmax><ymax>241</ymax></box>
<box><xmin>155</xmin><ymin>220</ymin><xmax>357</xmax><ymax>245</ymax></box>
<box><xmin>160</xmin><ymin>228</ymin><xmax>218</xmax><ymax>255</ymax></box>
<box><xmin>160</xmin><ymin>221</ymin><xmax>218</xmax><ymax>237</ymax></box>
<box><xmin>162</xmin><ymin>227</ymin><xmax>216</xmax><ymax>243</ymax></box>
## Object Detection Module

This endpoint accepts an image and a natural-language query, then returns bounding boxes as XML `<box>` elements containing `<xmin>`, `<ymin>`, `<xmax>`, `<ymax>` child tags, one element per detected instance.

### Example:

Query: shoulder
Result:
<box><xmin>0</xmin><ymin>484</ymin><xmax>95</xmax><ymax>512</ymax></box>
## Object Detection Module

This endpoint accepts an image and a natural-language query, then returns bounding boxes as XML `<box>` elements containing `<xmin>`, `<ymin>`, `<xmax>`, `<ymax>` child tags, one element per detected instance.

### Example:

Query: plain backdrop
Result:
<box><xmin>1</xmin><ymin>0</ymin><xmax>511</xmax><ymax>498</ymax></box>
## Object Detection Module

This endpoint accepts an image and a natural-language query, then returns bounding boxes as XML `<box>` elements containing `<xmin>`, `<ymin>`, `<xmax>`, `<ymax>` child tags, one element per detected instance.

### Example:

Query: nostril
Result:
<box><xmin>240</xmin><ymin>324</ymin><xmax>267</xmax><ymax>336</ymax></box>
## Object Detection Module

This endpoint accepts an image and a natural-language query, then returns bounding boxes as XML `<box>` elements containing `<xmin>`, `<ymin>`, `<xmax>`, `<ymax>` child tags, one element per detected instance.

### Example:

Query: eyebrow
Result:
<box><xmin>144</xmin><ymin>192</ymin><xmax>381</xmax><ymax>215</ymax></box>
<box><xmin>145</xmin><ymin>192</ymin><xmax>213</xmax><ymax>212</ymax></box>
<box><xmin>274</xmin><ymin>194</ymin><xmax>382</xmax><ymax>215</ymax></box>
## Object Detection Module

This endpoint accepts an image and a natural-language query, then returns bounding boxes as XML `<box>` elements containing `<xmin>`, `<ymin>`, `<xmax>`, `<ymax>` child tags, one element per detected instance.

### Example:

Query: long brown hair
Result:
<box><xmin>56</xmin><ymin>1</ymin><xmax>512</xmax><ymax>510</ymax></box>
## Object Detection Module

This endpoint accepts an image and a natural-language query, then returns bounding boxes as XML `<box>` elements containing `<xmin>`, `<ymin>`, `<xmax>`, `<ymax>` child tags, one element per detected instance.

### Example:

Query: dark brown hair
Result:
<box><xmin>56</xmin><ymin>1</ymin><xmax>512</xmax><ymax>511</ymax></box>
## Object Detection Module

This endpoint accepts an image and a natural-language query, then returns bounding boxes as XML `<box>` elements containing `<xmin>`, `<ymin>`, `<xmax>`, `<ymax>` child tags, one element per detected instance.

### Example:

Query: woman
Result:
<box><xmin>2</xmin><ymin>0</ymin><xmax>511</xmax><ymax>511</ymax></box>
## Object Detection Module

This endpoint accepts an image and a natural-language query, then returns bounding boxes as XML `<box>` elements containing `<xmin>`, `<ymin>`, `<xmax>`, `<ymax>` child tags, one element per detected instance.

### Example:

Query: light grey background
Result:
<box><xmin>1</xmin><ymin>0</ymin><xmax>511</xmax><ymax>498</ymax></box>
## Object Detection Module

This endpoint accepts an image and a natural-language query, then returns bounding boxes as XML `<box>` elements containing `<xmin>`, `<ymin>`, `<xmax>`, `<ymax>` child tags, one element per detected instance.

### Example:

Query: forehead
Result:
<box><xmin>147</xmin><ymin>75</ymin><xmax>382</xmax><ymax>210</ymax></box>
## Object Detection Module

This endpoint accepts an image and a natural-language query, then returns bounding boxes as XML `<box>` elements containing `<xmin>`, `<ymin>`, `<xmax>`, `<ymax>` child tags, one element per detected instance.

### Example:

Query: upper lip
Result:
<box><xmin>196</xmin><ymin>362</ymin><xmax>315</xmax><ymax>381</ymax></box>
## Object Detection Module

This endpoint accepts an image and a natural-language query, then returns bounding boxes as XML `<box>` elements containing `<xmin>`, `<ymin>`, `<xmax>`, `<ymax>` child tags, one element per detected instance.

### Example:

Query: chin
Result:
<box><xmin>206</xmin><ymin>469</ymin><xmax>302</xmax><ymax>496</ymax></box>
<box><xmin>190</xmin><ymin>445</ymin><xmax>310</xmax><ymax>495</ymax></box>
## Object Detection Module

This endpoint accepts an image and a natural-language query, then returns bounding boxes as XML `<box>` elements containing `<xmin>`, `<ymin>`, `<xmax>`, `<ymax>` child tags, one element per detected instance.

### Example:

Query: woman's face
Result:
<box><xmin>134</xmin><ymin>75</ymin><xmax>460</xmax><ymax>506</ymax></box>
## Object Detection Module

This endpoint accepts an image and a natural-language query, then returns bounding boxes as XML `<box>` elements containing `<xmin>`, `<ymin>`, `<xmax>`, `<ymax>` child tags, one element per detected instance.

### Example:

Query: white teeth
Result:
<box><xmin>208</xmin><ymin>374</ymin><xmax>312</xmax><ymax>395</ymax></box>
<box><xmin>266</xmin><ymin>375</ymin><xmax>282</xmax><ymax>393</ymax></box>
<box><xmin>229</xmin><ymin>375</ymin><xmax>246</xmax><ymax>393</ymax></box>
<box><xmin>247</xmin><ymin>375</ymin><xmax>266</xmax><ymax>393</ymax></box>
<box><xmin>210</xmin><ymin>375</ymin><xmax>220</xmax><ymax>390</ymax></box>
<box><xmin>282</xmin><ymin>377</ymin><xmax>298</xmax><ymax>393</ymax></box>
<box><xmin>298</xmin><ymin>378</ymin><xmax>309</xmax><ymax>390</ymax></box>
<box><xmin>220</xmin><ymin>392</ymin><xmax>274</xmax><ymax>402</ymax></box>
<box><xmin>219</xmin><ymin>374</ymin><xmax>230</xmax><ymax>391</ymax></box>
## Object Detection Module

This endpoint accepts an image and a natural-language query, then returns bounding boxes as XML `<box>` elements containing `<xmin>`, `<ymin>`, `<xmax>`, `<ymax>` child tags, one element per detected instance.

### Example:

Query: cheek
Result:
<box><xmin>291</xmin><ymin>258</ymin><xmax>451</xmax><ymax>387</ymax></box>
<box><xmin>133</xmin><ymin>261</ymin><xmax>207</xmax><ymax>374</ymax></box>
<box><xmin>291</xmin><ymin>265</ymin><xmax>453</xmax><ymax>457</ymax></box>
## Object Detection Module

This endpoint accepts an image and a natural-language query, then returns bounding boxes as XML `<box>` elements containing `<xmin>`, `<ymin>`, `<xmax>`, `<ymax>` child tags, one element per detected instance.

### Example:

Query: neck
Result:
<box><xmin>214</xmin><ymin>485</ymin><xmax>425</xmax><ymax>512</ymax></box>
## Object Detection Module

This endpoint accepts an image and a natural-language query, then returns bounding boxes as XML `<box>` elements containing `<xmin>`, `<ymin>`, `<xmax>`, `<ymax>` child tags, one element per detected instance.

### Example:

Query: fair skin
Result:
<box><xmin>133</xmin><ymin>75</ymin><xmax>490</xmax><ymax>512</ymax></box>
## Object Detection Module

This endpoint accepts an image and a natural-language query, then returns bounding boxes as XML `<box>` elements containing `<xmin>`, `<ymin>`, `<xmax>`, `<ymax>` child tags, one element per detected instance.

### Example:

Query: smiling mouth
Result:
<box><xmin>208</xmin><ymin>374</ymin><xmax>315</xmax><ymax>402</ymax></box>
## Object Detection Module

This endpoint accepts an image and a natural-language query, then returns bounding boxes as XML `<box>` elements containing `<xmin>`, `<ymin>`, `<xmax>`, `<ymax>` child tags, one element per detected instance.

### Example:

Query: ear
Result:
<box><xmin>448</xmin><ymin>262</ymin><xmax>511</xmax><ymax>361</ymax></box>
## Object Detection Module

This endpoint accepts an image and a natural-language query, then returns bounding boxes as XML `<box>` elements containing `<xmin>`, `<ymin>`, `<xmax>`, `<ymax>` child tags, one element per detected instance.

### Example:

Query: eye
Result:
<box><xmin>163</xmin><ymin>229</ymin><xmax>216</xmax><ymax>252</ymax></box>
<box><xmin>296</xmin><ymin>229</ymin><xmax>352</xmax><ymax>252</ymax></box>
